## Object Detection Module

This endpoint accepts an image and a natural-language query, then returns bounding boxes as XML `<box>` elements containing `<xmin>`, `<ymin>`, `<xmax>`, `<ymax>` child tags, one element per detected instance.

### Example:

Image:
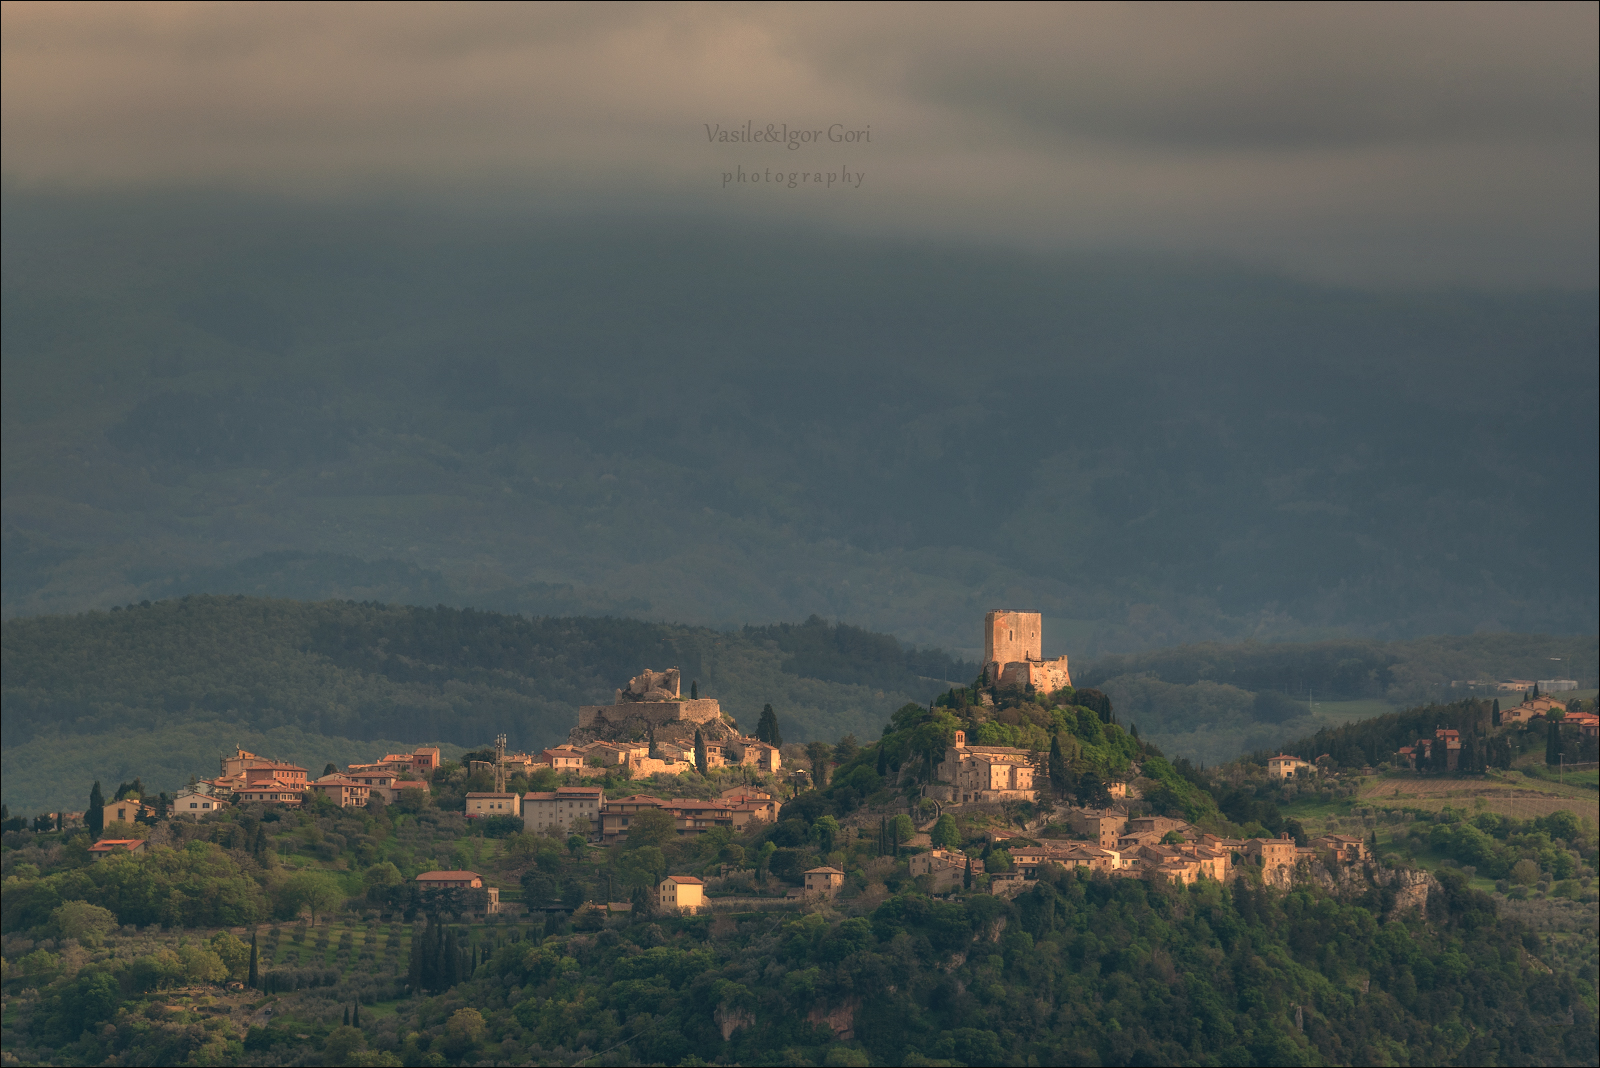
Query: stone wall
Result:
<box><xmin>577</xmin><ymin>698</ymin><xmax>722</xmax><ymax>730</ymax></box>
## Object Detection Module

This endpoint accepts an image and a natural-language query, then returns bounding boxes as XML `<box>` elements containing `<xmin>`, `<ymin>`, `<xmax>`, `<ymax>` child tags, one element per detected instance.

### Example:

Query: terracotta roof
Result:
<box><xmin>805</xmin><ymin>866</ymin><xmax>846</xmax><ymax>875</ymax></box>
<box><xmin>665</xmin><ymin>875</ymin><xmax>704</xmax><ymax>885</ymax></box>
<box><xmin>89</xmin><ymin>839</ymin><xmax>143</xmax><ymax>851</ymax></box>
<box><xmin>466</xmin><ymin>792</ymin><xmax>519</xmax><ymax>798</ymax></box>
<box><xmin>416</xmin><ymin>870</ymin><xmax>482</xmax><ymax>882</ymax></box>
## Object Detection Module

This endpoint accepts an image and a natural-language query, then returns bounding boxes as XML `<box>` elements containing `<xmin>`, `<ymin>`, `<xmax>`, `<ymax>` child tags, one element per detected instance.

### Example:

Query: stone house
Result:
<box><xmin>1116</xmin><ymin>816</ymin><xmax>1191</xmax><ymax>851</ymax></box>
<box><xmin>1501</xmin><ymin>696</ymin><xmax>1567</xmax><ymax>725</ymax></box>
<box><xmin>598</xmin><ymin>795</ymin><xmax>669</xmax><ymax>844</ymax></box>
<box><xmin>416</xmin><ymin>870</ymin><xmax>499</xmax><ymax>914</ymax></box>
<box><xmin>658</xmin><ymin>875</ymin><xmax>705</xmax><ymax>913</ymax></box>
<box><xmin>1127</xmin><ymin>815</ymin><xmax>1188</xmax><ymax>839</ymax></box>
<box><xmin>1312</xmin><ymin>833</ymin><xmax>1368</xmax><ymax>864</ymax></box>
<box><xmin>804</xmin><ymin>867</ymin><xmax>846</xmax><ymax>897</ymax></box>
<box><xmin>578</xmin><ymin>741</ymin><xmax>650</xmax><ymax>768</ymax></box>
<box><xmin>731</xmin><ymin>740</ymin><xmax>782</xmax><ymax>772</ymax></box>
<box><xmin>541</xmin><ymin>745</ymin><xmax>589</xmax><ymax>772</ymax></box>
<box><xmin>308</xmin><ymin>775</ymin><xmax>372</xmax><ymax>808</ymax></box>
<box><xmin>927</xmin><ymin>730</ymin><xmax>1038</xmax><ymax>804</ymax></box>
<box><xmin>664</xmin><ymin>798</ymin><xmax>736</xmax><ymax>835</ymax></box>
<box><xmin>523</xmin><ymin>786</ymin><xmax>605</xmax><ymax>837</ymax></box>
<box><xmin>466</xmin><ymin>792</ymin><xmax>521</xmax><ymax>819</ymax></box>
<box><xmin>171</xmin><ymin>790</ymin><xmax>228</xmax><ymax>818</ymax></box>
<box><xmin>1054</xmin><ymin>845</ymin><xmax>1129</xmax><ymax>874</ymax></box>
<box><xmin>103</xmin><ymin>798</ymin><xmax>156</xmax><ymax>825</ymax></box>
<box><xmin>910</xmin><ymin>848</ymin><xmax>983</xmax><ymax>891</ymax></box>
<box><xmin>721</xmin><ymin>790</ymin><xmax>778</xmax><ymax>831</ymax></box>
<box><xmin>89</xmin><ymin>838</ymin><xmax>146</xmax><ymax>860</ymax></box>
<box><xmin>342</xmin><ymin>768</ymin><xmax>428</xmax><ymax>803</ymax></box>
<box><xmin>1245</xmin><ymin>834</ymin><xmax>1300</xmax><ymax>883</ymax></box>
<box><xmin>1068</xmin><ymin>807</ymin><xmax>1130</xmax><ymax>847</ymax></box>
<box><xmin>235</xmin><ymin>783</ymin><xmax>305</xmax><ymax>806</ymax></box>
<box><xmin>1267</xmin><ymin>755</ymin><xmax>1313</xmax><ymax>780</ymax></box>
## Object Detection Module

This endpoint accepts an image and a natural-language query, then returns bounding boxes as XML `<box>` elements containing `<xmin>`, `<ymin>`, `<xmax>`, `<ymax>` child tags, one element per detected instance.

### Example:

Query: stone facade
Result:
<box><xmin>926</xmin><ymin>730</ymin><xmax>1038</xmax><ymax>803</ymax></box>
<box><xmin>983</xmin><ymin>610</ymin><xmax>1072</xmax><ymax>692</ymax></box>
<box><xmin>577</xmin><ymin>697</ymin><xmax>723</xmax><ymax>732</ymax></box>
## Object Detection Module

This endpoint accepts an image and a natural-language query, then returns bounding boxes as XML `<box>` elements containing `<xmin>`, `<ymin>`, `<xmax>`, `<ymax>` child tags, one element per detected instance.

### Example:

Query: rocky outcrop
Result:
<box><xmin>1294</xmin><ymin>854</ymin><xmax>1440</xmax><ymax>918</ymax></box>
<box><xmin>1382</xmin><ymin>867</ymin><xmax>1437</xmax><ymax>918</ymax></box>
<box><xmin>714</xmin><ymin>1002</ymin><xmax>755</xmax><ymax>1041</ymax></box>
<box><xmin>807</xmin><ymin>999</ymin><xmax>858</xmax><ymax>1040</ymax></box>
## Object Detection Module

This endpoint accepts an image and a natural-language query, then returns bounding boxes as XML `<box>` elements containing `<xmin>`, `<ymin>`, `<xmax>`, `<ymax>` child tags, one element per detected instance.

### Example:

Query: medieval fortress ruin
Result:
<box><xmin>983</xmin><ymin>609</ymin><xmax>1072</xmax><ymax>692</ymax></box>
<box><xmin>575</xmin><ymin>667</ymin><xmax>724</xmax><ymax>735</ymax></box>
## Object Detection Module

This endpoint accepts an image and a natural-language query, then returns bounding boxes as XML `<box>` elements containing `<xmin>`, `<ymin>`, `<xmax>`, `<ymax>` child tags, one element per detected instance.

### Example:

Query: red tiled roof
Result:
<box><xmin>89</xmin><ymin>839</ymin><xmax>143</xmax><ymax>851</ymax></box>
<box><xmin>417</xmin><ymin>870</ymin><xmax>482</xmax><ymax>882</ymax></box>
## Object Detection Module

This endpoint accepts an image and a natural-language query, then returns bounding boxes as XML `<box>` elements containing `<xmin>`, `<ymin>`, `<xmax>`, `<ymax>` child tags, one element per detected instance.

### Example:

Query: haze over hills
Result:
<box><xmin>2</xmin><ymin>194</ymin><xmax>1596</xmax><ymax>656</ymax></box>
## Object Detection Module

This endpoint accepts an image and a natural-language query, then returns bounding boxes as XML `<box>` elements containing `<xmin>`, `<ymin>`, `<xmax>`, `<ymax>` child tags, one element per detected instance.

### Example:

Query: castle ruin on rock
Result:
<box><xmin>983</xmin><ymin>609</ymin><xmax>1072</xmax><ymax>692</ymax></box>
<box><xmin>571</xmin><ymin>666</ymin><xmax>730</xmax><ymax>747</ymax></box>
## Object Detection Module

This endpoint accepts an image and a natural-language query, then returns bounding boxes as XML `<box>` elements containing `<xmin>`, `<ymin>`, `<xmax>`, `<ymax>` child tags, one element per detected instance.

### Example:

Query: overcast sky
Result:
<box><xmin>4</xmin><ymin>1</ymin><xmax>1595</xmax><ymax>288</ymax></box>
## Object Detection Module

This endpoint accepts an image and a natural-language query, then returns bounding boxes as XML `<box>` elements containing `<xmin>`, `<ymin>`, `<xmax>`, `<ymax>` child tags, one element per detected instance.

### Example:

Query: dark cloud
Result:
<box><xmin>1</xmin><ymin>2</ymin><xmax>1594</xmax><ymax>287</ymax></box>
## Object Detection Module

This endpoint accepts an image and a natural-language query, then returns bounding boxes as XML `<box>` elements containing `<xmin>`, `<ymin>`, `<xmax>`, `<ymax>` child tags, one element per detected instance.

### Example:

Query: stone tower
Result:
<box><xmin>984</xmin><ymin>610</ymin><xmax>1042</xmax><ymax>670</ymax></box>
<box><xmin>983</xmin><ymin>610</ymin><xmax>1071</xmax><ymax>692</ymax></box>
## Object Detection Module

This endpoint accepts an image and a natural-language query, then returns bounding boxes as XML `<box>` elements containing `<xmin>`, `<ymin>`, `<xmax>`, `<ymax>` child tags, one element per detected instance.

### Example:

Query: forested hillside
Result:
<box><xmin>0</xmin><ymin>598</ymin><xmax>974</xmax><ymax>814</ymax></box>
<box><xmin>2</xmin><ymin>723</ymin><xmax>1594</xmax><ymax>1067</ymax></box>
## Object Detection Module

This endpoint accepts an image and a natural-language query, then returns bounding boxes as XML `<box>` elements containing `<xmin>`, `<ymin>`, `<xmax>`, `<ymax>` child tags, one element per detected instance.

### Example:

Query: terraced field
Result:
<box><xmin>1360</xmin><ymin>770</ymin><xmax>1599</xmax><ymax>823</ymax></box>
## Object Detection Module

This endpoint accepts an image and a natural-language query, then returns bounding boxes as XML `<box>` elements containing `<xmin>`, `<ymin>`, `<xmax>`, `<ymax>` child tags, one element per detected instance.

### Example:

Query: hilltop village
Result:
<box><xmin>26</xmin><ymin>612</ymin><xmax>1401</xmax><ymax>907</ymax></box>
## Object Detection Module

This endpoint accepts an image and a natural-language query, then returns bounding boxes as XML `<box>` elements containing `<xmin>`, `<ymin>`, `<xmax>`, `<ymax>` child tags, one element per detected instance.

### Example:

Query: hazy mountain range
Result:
<box><xmin>2</xmin><ymin>192</ymin><xmax>1596</xmax><ymax>656</ymax></box>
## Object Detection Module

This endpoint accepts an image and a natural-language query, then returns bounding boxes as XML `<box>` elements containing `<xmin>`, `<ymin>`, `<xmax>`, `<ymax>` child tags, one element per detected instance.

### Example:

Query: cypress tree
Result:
<box><xmin>1492</xmin><ymin>698</ymin><xmax>1501</xmax><ymax>727</ymax></box>
<box><xmin>408</xmin><ymin>922</ymin><xmax>426</xmax><ymax>992</ymax></box>
<box><xmin>876</xmin><ymin>744</ymin><xmax>887</xmax><ymax>776</ymax></box>
<box><xmin>441</xmin><ymin>926</ymin><xmax>459</xmax><ymax>989</ymax></box>
<box><xmin>963</xmin><ymin>857</ymin><xmax>973</xmax><ymax>890</ymax></box>
<box><xmin>1546</xmin><ymin>720</ymin><xmax>1561</xmax><ymax>766</ymax></box>
<box><xmin>87</xmin><ymin>781</ymin><xmax>105</xmax><ymax>839</ymax></box>
<box><xmin>756</xmin><ymin>704</ymin><xmax>782</xmax><ymax>746</ymax></box>
<box><xmin>1048</xmin><ymin>734</ymin><xmax>1068</xmax><ymax>796</ymax></box>
<box><xmin>691</xmin><ymin>679</ymin><xmax>698</xmax><ymax>699</ymax></box>
<box><xmin>694</xmin><ymin>729</ymin><xmax>708</xmax><ymax>775</ymax></box>
<box><xmin>248</xmin><ymin>932</ymin><xmax>259</xmax><ymax>988</ymax></box>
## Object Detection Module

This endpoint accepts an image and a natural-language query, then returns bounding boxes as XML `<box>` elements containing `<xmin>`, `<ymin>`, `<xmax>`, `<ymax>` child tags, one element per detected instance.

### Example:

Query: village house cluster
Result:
<box><xmin>56</xmin><ymin>612</ymin><xmax>1402</xmax><ymax>914</ymax></box>
<box><xmin>971</xmin><ymin>808</ymin><xmax>1372</xmax><ymax>890</ymax></box>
